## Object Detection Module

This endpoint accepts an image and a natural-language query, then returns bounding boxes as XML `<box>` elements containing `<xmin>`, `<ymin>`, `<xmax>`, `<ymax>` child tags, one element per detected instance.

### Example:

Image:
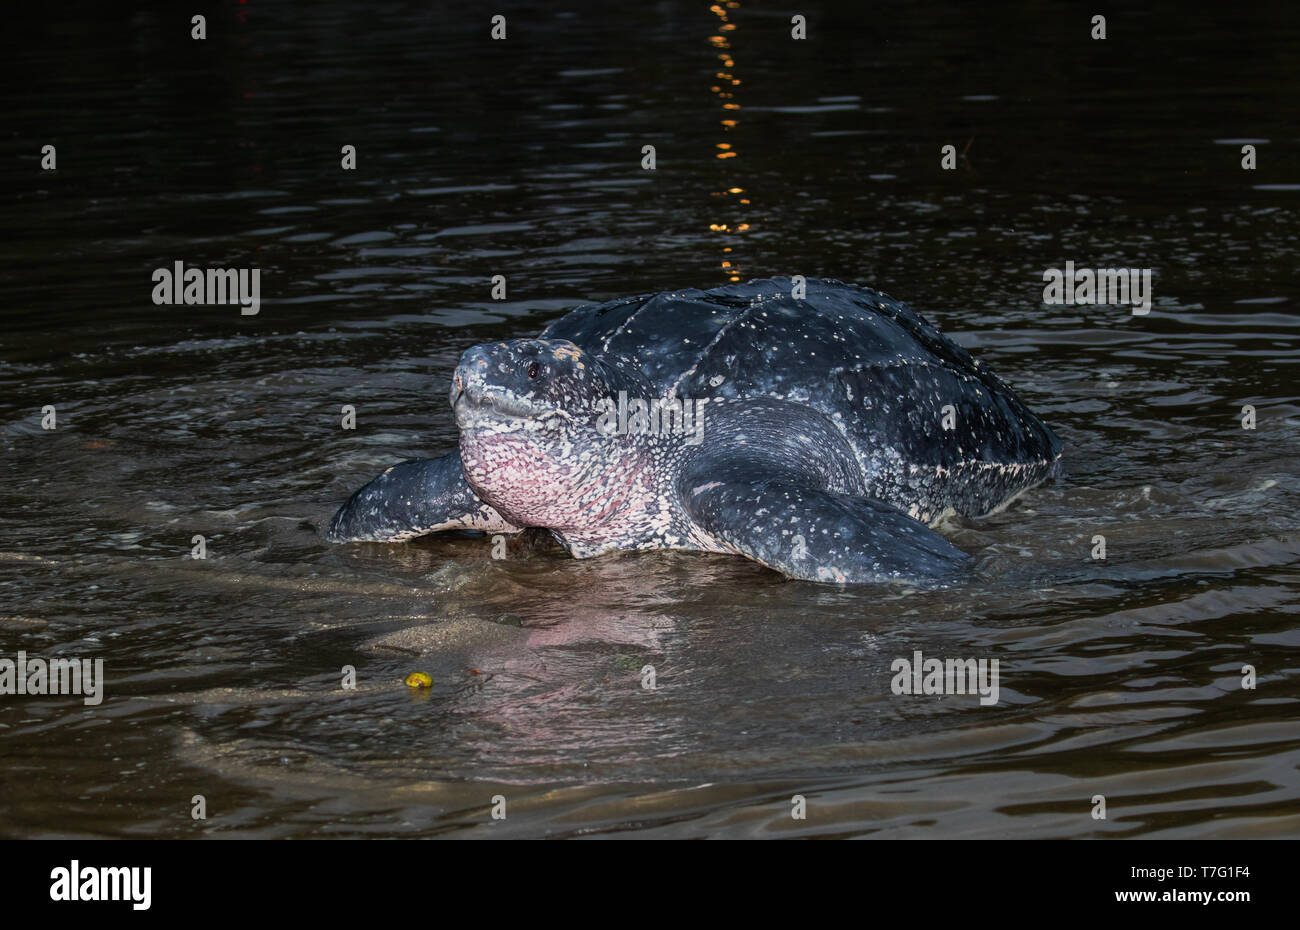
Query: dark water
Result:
<box><xmin>2</xmin><ymin>1</ymin><xmax>1299</xmax><ymax>838</ymax></box>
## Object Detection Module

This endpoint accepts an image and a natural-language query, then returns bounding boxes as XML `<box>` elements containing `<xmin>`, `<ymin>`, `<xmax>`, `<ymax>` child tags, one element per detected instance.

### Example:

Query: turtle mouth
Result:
<box><xmin>451</xmin><ymin>382</ymin><xmax>556</xmax><ymax>427</ymax></box>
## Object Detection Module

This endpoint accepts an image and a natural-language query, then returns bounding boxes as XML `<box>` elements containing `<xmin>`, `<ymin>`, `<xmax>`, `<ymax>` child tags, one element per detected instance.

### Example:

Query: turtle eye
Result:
<box><xmin>527</xmin><ymin>362</ymin><xmax>540</xmax><ymax>379</ymax></box>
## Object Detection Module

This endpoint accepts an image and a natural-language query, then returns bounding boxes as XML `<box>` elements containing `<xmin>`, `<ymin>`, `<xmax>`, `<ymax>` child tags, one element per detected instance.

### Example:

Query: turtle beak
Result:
<box><xmin>452</xmin><ymin>345</ymin><xmax>494</xmax><ymax>414</ymax></box>
<box><xmin>449</xmin><ymin>372</ymin><xmax>466</xmax><ymax>411</ymax></box>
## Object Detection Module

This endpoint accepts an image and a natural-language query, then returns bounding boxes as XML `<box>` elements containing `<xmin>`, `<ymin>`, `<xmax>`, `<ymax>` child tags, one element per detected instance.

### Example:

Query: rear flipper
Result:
<box><xmin>683</xmin><ymin>477</ymin><xmax>971</xmax><ymax>585</ymax></box>
<box><xmin>327</xmin><ymin>451</ymin><xmax>519</xmax><ymax>542</ymax></box>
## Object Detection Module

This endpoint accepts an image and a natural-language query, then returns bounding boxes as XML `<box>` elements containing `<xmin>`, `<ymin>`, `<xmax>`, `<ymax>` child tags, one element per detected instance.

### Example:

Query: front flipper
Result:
<box><xmin>327</xmin><ymin>451</ymin><xmax>519</xmax><ymax>543</ymax></box>
<box><xmin>682</xmin><ymin>475</ymin><xmax>971</xmax><ymax>585</ymax></box>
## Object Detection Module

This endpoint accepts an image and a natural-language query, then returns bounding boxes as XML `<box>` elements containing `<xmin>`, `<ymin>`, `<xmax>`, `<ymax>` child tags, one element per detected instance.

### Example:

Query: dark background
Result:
<box><xmin>1</xmin><ymin>1</ymin><xmax>1298</xmax><ymax>841</ymax></box>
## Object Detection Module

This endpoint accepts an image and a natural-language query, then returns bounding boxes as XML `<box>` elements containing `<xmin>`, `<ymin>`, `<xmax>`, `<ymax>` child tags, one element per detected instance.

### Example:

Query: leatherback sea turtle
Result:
<box><xmin>328</xmin><ymin>277</ymin><xmax>1062</xmax><ymax>584</ymax></box>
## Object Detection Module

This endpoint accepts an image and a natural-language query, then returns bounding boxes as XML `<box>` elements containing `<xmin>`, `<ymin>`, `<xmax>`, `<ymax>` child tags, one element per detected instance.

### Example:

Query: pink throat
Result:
<box><xmin>459</xmin><ymin>430</ymin><xmax>651</xmax><ymax>531</ymax></box>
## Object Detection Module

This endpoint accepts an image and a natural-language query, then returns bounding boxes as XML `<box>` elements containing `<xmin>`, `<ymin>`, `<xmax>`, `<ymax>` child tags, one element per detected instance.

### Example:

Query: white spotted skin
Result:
<box><xmin>457</xmin><ymin>403</ymin><xmax>731</xmax><ymax>559</ymax></box>
<box><xmin>370</xmin><ymin>502</ymin><xmax>515</xmax><ymax>542</ymax></box>
<box><xmin>543</xmin><ymin>277</ymin><xmax>1063</xmax><ymax>520</ymax></box>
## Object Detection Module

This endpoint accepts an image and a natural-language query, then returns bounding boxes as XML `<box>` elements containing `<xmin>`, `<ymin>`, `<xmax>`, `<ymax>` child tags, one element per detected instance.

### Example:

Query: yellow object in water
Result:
<box><xmin>404</xmin><ymin>672</ymin><xmax>433</xmax><ymax>689</ymax></box>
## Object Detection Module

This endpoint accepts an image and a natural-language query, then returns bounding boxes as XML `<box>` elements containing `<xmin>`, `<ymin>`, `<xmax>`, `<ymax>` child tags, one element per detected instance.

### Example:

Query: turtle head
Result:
<box><xmin>450</xmin><ymin>338</ymin><xmax>613</xmax><ymax>429</ymax></box>
<box><xmin>451</xmin><ymin>338</ymin><xmax>649</xmax><ymax>529</ymax></box>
